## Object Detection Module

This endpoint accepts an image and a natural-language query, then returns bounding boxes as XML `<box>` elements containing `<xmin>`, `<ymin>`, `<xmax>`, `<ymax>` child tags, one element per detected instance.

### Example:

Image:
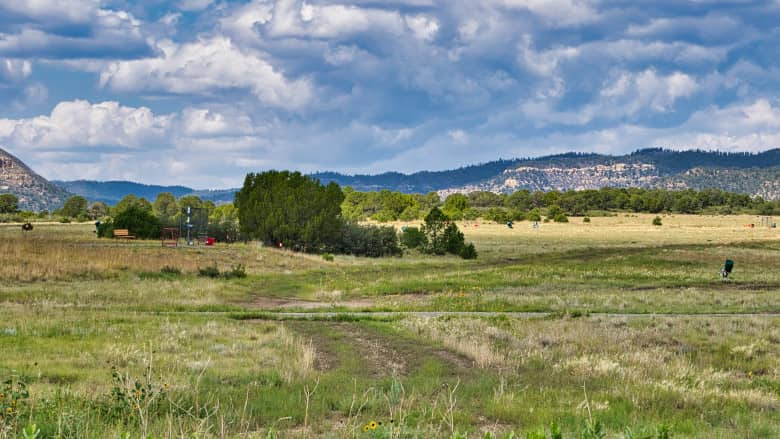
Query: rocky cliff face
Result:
<box><xmin>0</xmin><ymin>147</ymin><xmax>70</xmax><ymax>211</ymax></box>
<box><xmin>440</xmin><ymin>162</ymin><xmax>780</xmax><ymax>200</ymax></box>
<box><xmin>439</xmin><ymin>163</ymin><xmax>661</xmax><ymax>197</ymax></box>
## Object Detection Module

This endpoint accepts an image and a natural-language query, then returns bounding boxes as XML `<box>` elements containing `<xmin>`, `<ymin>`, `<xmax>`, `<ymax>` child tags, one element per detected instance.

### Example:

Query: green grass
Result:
<box><xmin>0</xmin><ymin>217</ymin><xmax>778</xmax><ymax>437</ymax></box>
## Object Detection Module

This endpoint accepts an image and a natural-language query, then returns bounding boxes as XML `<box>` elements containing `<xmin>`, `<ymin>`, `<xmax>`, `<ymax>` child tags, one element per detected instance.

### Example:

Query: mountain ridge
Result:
<box><xmin>6</xmin><ymin>147</ymin><xmax>780</xmax><ymax>210</ymax></box>
<box><xmin>0</xmin><ymin>147</ymin><xmax>71</xmax><ymax>211</ymax></box>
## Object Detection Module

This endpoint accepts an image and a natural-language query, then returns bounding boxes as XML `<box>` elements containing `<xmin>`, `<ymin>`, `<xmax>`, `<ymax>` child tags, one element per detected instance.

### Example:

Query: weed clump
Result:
<box><xmin>159</xmin><ymin>266</ymin><xmax>181</xmax><ymax>275</ymax></box>
<box><xmin>224</xmin><ymin>264</ymin><xmax>247</xmax><ymax>279</ymax></box>
<box><xmin>197</xmin><ymin>264</ymin><xmax>220</xmax><ymax>278</ymax></box>
<box><xmin>652</xmin><ymin>216</ymin><xmax>663</xmax><ymax>226</ymax></box>
<box><xmin>197</xmin><ymin>263</ymin><xmax>246</xmax><ymax>279</ymax></box>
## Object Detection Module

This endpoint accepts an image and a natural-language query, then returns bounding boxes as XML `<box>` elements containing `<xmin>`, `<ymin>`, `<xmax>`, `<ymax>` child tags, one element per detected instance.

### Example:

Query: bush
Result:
<box><xmin>553</xmin><ymin>213</ymin><xmax>569</xmax><ymax>223</ymax></box>
<box><xmin>652</xmin><ymin>216</ymin><xmax>663</xmax><ymax>226</ymax></box>
<box><xmin>483</xmin><ymin>207</ymin><xmax>509</xmax><ymax>223</ymax></box>
<box><xmin>321</xmin><ymin>253</ymin><xmax>334</xmax><ymax>262</ymax></box>
<box><xmin>335</xmin><ymin>222</ymin><xmax>402</xmax><ymax>257</ymax></box>
<box><xmin>96</xmin><ymin>219</ymin><xmax>115</xmax><ymax>238</ymax></box>
<box><xmin>198</xmin><ymin>264</ymin><xmax>220</xmax><ymax>278</ymax></box>
<box><xmin>527</xmin><ymin>208</ymin><xmax>542</xmax><ymax>222</ymax></box>
<box><xmin>197</xmin><ymin>264</ymin><xmax>246</xmax><ymax>279</ymax></box>
<box><xmin>459</xmin><ymin>242</ymin><xmax>478</xmax><ymax>259</ymax></box>
<box><xmin>160</xmin><ymin>266</ymin><xmax>181</xmax><ymax>275</ymax></box>
<box><xmin>224</xmin><ymin>264</ymin><xmax>247</xmax><ymax>279</ymax></box>
<box><xmin>421</xmin><ymin>207</ymin><xmax>477</xmax><ymax>259</ymax></box>
<box><xmin>113</xmin><ymin>205</ymin><xmax>161</xmax><ymax>239</ymax></box>
<box><xmin>400</xmin><ymin>226</ymin><xmax>427</xmax><ymax>250</ymax></box>
<box><xmin>583</xmin><ymin>217</ymin><xmax>591</xmax><ymax>223</ymax></box>
<box><xmin>443</xmin><ymin>222</ymin><xmax>466</xmax><ymax>254</ymax></box>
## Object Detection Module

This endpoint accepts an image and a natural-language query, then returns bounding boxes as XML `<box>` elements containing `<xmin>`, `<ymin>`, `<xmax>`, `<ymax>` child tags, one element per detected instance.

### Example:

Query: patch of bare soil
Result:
<box><xmin>252</xmin><ymin>296</ymin><xmax>375</xmax><ymax>310</ymax></box>
<box><xmin>430</xmin><ymin>348</ymin><xmax>474</xmax><ymax>371</ymax></box>
<box><xmin>284</xmin><ymin>321</ymin><xmax>339</xmax><ymax>372</ymax></box>
<box><xmin>287</xmin><ymin>321</ymin><xmax>473</xmax><ymax>378</ymax></box>
<box><xmin>330</xmin><ymin>322</ymin><xmax>410</xmax><ymax>377</ymax></box>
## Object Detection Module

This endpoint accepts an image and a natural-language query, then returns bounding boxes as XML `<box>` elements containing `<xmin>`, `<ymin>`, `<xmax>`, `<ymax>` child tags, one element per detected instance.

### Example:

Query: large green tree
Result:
<box><xmin>236</xmin><ymin>171</ymin><xmax>344</xmax><ymax>252</ymax></box>
<box><xmin>60</xmin><ymin>196</ymin><xmax>88</xmax><ymax>218</ymax></box>
<box><xmin>112</xmin><ymin>194</ymin><xmax>152</xmax><ymax>216</ymax></box>
<box><xmin>152</xmin><ymin>192</ymin><xmax>178</xmax><ymax>225</ymax></box>
<box><xmin>0</xmin><ymin>194</ymin><xmax>18</xmax><ymax>213</ymax></box>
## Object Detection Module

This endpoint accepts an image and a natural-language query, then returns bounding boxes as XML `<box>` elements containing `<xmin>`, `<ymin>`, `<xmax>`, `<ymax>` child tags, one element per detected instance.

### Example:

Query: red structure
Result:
<box><xmin>161</xmin><ymin>227</ymin><xmax>179</xmax><ymax>247</ymax></box>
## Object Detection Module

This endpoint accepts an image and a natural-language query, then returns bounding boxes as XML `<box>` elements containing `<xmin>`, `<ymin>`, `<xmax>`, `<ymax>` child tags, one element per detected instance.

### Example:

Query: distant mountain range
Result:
<box><xmin>4</xmin><ymin>146</ymin><xmax>780</xmax><ymax>211</ymax></box>
<box><xmin>313</xmin><ymin>149</ymin><xmax>780</xmax><ymax>198</ymax></box>
<box><xmin>52</xmin><ymin>180</ymin><xmax>238</xmax><ymax>206</ymax></box>
<box><xmin>53</xmin><ymin>180</ymin><xmax>194</xmax><ymax>205</ymax></box>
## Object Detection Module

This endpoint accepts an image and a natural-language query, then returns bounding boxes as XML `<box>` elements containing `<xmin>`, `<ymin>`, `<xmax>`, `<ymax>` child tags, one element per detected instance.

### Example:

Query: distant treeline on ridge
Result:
<box><xmin>342</xmin><ymin>186</ymin><xmax>778</xmax><ymax>223</ymax></box>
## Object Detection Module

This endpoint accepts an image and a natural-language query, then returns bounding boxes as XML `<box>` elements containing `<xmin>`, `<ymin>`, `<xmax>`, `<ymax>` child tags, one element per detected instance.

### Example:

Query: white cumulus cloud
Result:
<box><xmin>99</xmin><ymin>38</ymin><xmax>313</xmax><ymax>111</ymax></box>
<box><xmin>0</xmin><ymin>100</ymin><xmax>172</xmax><ymax>149</ymax></box>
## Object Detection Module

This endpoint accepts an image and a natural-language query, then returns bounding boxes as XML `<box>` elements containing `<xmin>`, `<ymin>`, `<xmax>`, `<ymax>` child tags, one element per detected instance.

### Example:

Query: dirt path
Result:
<box><xmin>285</xmin><ymin>321</ymin><xmax>473</xmax><ymax>378</ymax></box>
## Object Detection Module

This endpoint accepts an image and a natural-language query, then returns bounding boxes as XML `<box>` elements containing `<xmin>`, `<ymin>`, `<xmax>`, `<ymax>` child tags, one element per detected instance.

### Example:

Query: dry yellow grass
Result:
<box><xmin>0</xmin><ymin>223</ymin><xmax>324</xmax><ymax>282</ymax></box>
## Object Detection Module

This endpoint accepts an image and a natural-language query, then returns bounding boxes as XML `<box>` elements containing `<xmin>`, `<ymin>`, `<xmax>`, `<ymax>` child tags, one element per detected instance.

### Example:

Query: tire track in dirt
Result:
<box><xmin>285</xmin><ymin>321</ymin><xmax>473</xmax><ymax>378</ymax></box>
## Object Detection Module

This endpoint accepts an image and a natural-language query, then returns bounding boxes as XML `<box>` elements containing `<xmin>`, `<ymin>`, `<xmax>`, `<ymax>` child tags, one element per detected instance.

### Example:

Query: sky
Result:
<box><xmin>2</xmin><ymin>1</ymin><xmax>780</xmax><ymax>188</ymax></box>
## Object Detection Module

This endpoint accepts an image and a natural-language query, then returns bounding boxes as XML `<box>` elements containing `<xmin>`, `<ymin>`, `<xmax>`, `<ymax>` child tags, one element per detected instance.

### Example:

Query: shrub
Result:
<box><xmin>527</xmin><ymin>208</ymin><xmax>542</xmax><ymax>222</ymax></box>
<box><xmin>459</xmin><ymin>242</ymin><xmax>478</xmax><ymax>259</ymax></box>
<box><xmin>583</xmin><ymin>217</ymin><xmax>591</xmax><ymax>223</ymax></box>
<box><xmin>224</xmin><ymin>264</ymin><xmax>247</xmax><ymax>279</ymax></box>
<box><xmin>59</xmin><ymin>217</ymin><xmax>71</xmax><ymax>224</ymax></box>
<box><xmin>113</xmin><ymin>205</ymin><xmax>161</xmax><ymax>239</ymax></box>
<box><xmin>400</xmin><ymin>226</ymin><xmax>427</xmax><ymax>250</ymax></box>
<box><xmin>96</xmin><ymin>219</ymin><xmax>115</xmax><ymax>238</ymax></box>
<box><xmin>160</xmin><ymin>266</ymin><xmax>181</xmax><ymax>275</ymax></box>
<box><xmin>421</xmin><ymin>207</ymin><xmax>477</xmax><ymax>259</ymax></box>
<box><xmin>321</xmin><ymin>253</ymin><xmax>334</xmax><ymax>262</ymax></box>
<box><xmin>336</xmin><ymin>222</ymin><xmax>402</xmax><ymax>257</ymax></box>
<box><xmin>197</xmin><ymin>264</ymin><xmax>246</xmax><ymax>279</ymax></box>
<box><xmin>483</xmin><ymin>207</ymin><xmax>509</xmax><ymax>223</ymax></box>
<box><xmin>553</xmin><ymin>213</ymin><xmax>569</xmax><ymax>223</ymax></box>
<box><xmin>652</xmin><ymin>216</ymin><xmax>663</xmax><ymax>226</ymax></box>
<box><xmin>198</xmin><ymin>264</ymin><xmax>220</xmax><ymax>278</ymax></box>
<box><xmin>443</xmin><ymin>223</ymin><xmax>466</xmax><ymax>254</ymax></box>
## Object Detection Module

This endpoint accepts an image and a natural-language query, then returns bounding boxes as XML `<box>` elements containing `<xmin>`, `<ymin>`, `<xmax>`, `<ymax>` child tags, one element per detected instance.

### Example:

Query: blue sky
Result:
<box><xmin>2</xmin><ymin>0</ymin><xmax>780</xmax><ymax>188</ymax></box>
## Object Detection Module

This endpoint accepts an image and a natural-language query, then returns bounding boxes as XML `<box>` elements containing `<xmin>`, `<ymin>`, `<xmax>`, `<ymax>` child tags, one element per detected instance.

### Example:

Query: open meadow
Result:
<box><xmin>1</xmin><ymin>214</ymin><xmax>779</xmax><ymax>438</ymax></box>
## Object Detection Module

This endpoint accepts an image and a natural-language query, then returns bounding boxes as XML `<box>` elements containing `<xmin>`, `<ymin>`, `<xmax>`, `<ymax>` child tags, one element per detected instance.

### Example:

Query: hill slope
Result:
<box><xmin>315</xmin><ymin>149</ymin><xmax>780</xmax><ymax>199</ymax></box>
<box><xmin>18</xmin><ymin>148</ymin><xmax>780</xmax><ymax>206</ymax></box>
<box><xmin>54</xmin><ymin>180</ymin><xmax>195</xmax><ymax>205</ymax></box>
<box><xmin>0</xmin><ymin>147</ymin><xmax>71</xmax><ymax>211</ymax></box>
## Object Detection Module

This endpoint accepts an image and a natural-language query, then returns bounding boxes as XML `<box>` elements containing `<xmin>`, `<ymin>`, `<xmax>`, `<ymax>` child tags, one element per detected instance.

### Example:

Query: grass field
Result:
<box><xmin>0</xmin><ymin>214</ymin><xmax>778</xmax><ymax>438</ymax></box>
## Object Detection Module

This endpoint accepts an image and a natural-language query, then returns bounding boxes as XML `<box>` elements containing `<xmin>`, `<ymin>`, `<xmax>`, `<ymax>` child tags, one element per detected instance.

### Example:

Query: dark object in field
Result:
<box><xmin>21</xmin><ymin>222</ymin><xmax>33</xmax><ymax>231</ymax></box>
<box><xmin>506</xmin><ymin>221</ymin><xmax>513</xmax><ymax>229</ymax></box>
<box><xmin>721</xmin><ymin>259</ymin><xmax>734</xmax><ymax>279</ymax></box>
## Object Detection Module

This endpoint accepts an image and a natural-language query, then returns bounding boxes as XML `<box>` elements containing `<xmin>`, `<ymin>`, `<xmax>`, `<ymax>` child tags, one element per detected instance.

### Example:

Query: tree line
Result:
<box><xmin>341</xmin><ymin>187</ymin><xmax>778</xmax><ymax>223</ymax></box>
<box><xmin>236</xmin><ymin>171</ymin><xmax>476</xmax><ymax>258</ymax></box>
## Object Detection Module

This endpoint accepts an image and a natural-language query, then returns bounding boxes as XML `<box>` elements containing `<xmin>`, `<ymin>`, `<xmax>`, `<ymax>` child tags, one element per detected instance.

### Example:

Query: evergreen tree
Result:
<box><xmin>236</xmin><ymin>171</ymin><xmax>345</xmax><ymax>252</ymax></box>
